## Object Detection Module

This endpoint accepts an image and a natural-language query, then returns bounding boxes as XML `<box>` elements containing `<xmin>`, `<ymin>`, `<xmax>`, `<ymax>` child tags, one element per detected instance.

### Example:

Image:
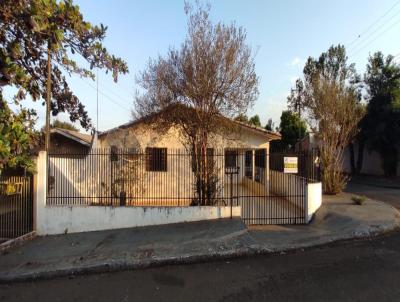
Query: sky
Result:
<box><xmin>9</xmin><ymin>0</ymin><xmax>400</xmax><ymax>132</ymax></box>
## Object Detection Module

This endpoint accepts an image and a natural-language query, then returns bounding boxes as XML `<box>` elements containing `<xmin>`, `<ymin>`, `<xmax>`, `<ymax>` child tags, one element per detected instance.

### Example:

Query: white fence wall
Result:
<box><xmin>270</xmin><ymin>170</ymin><xmax>322</xmax><ymax>223</ymax></box>
<box><xmin>36</xmin><ymin>151</ymin><xmax>241</xmax><ymax>235</ymax></box>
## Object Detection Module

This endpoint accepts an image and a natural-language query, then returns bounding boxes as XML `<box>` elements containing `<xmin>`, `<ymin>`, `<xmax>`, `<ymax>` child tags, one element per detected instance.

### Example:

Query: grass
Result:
<box><xmin>351</xmin><ymin>195</ymin><xmax>367</xmax><ymax>205</ymax></box>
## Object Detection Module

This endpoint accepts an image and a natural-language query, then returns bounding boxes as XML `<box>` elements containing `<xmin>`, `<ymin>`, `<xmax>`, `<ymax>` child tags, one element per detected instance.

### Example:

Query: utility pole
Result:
<box><xmin>45</xmin><ymin>43</ymin><xmax>52</xmax><ymax>151</ymax></box>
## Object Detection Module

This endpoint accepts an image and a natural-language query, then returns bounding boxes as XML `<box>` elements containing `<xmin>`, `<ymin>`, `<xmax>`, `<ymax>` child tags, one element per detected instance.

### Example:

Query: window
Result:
<box><xmin>146</xmin><ymin>148</ymin><xmax>167</xmax><ymax>172</ymax></box>
<box><xmin>255</xmin><ymin>149</ymin><xmax>266</xmax><ymax>168</ymax></box>
<box><xmin>225</xmin><ymin>149</ymin><xmax>238</xmax><ymax>168</ymax></box>
<box><xmin>245</xmin><ymin>150</ymin><xmax>253</xmax><ymax>178</ymax></box>
<box><xmin>254</xmin><ymin>149</ymin><xmax>266</xmax><ymax>183</ymax></box>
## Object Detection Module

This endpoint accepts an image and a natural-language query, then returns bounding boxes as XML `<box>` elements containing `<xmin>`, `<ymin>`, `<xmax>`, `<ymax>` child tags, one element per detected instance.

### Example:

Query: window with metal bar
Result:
<box><xmin>224</xmin><ymin>149</ymin><xmax>238</xmax><ymax>168</ymax></box>
<box><xmin>245</xmin><ymin>150</ymin><xmax>253</xmax><ymax>178</ymax></box>
<box><xmin>146</xmin><ymin>148</ymin><xmax>167</xmax><ymax>172</ymax></box>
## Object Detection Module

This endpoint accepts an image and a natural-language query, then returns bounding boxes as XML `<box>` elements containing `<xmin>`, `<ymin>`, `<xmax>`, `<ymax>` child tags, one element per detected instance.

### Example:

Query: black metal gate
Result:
<box><xmin>47</xmin><ymin>148</ymin><xmax>315</xmax><ymax>225</ymax></box>
<box><xmin>226</xmin><ymin>150</ymin><xmax>308</xmax><ymax>225</ymax></box>
<box><xmin>0</xmin><ymin>175</ymin><xmax>34</xmax><ymax>243</ymax></box>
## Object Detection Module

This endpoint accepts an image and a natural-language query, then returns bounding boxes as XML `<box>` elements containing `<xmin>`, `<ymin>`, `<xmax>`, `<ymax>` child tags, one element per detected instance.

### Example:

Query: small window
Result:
<box><xmin>225</xmin><ymin>149</ymin><xmax>238</xmax><ymax>168</ymax></box>
<box><xmin>146</xmin><ymin>148</ymin><xmax>167</xmax><ymax>172</ymax></box>
<box><xmin>255</xmin><ymin>149</ymin><xmax>266</xmax><ymax>168</ymax></box>
<box><xmin>245</xmin><ymin>150</ymin><xmax>253</xmax><ymax>178</ymax></box>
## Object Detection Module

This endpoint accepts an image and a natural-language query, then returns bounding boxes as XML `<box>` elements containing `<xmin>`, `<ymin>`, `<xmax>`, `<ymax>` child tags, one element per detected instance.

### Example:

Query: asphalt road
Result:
<box><xmin>345</xmin><ymin>181</ymin><xmax>400</xmax><ymax>209</ymax></box>
<box><xmin>1</xmin><ymin>231</ymin><xmax>400</xmax><ymax>302</ymax></box>
<box><xmin>1</xmin><ymin>183</ymin><xmax>399</xmax><ymax>302</ymax></box>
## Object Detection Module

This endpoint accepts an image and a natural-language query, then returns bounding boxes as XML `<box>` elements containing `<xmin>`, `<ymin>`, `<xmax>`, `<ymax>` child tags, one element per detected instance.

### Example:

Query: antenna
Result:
<box><xmin>96</xmin><ymin>69</ymin><xmax>99</xmax><ymax>132</ymax></box>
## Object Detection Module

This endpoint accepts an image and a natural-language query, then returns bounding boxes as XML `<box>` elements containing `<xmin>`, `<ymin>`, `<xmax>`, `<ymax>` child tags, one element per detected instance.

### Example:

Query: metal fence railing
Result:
<box><xmin>0</xmin><ymin>175</ymin><xmax>34</xmax><ymax>242</ymax></box>
<box><xmin>270</xmin><ymin>149</ymin><xmax>321</xmax><ymax>182</ymax></box>
<box><xmin>47</xmin><ymin>148</ymin><xmax>313</xmax><ymax>225</ymax></box>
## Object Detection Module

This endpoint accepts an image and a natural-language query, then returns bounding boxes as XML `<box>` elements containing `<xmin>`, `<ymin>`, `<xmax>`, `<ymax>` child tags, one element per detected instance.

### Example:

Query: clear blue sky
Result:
<box><xmin>16</xmin><ymin>0</ymin><xmax>400</xmax><ymax>132</ymax></box>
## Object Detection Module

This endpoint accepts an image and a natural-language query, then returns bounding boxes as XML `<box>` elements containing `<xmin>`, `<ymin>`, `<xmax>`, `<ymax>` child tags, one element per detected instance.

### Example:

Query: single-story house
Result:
<box><xmin>36</xmin><ymin>110</ymin><xmax>321</xmax><ymax>234</ymax></box>
<box><xmin>47</xmin><ymin>110</ymin><xmax>282</xmax><ymax>207</ymax></box>
<box><xmin>48</xmin><ymin>128</ymin><xmax>93</xmax><ymax>153</ymax></box>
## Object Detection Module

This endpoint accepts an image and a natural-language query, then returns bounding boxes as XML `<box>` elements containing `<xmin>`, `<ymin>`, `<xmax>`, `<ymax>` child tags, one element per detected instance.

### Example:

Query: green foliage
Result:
<box><xmin>234</xmin><ymin>113</ymin><xmax>249</xmax><ymax>124</ymax></box>
<box><xmin>362</xmin><ymin>52</ymin><xmax>400</xmax><ymax>176</ymax></box>
<box><xmin>248</xmin><ymin>114</ymin><xmax>261</xmax><ymax>127</ymax></box>
<box><xmin>51</xmin><ymin>119</ymin><xmax>78</xmax><ymax>131</ymax></box>
<box><xmin>351</xmin><ymin>195</ymin><xmax>366</xmax><ymax>205</ymax></box>
<box><xmin>287</xmin><ymin>79</ymin><xmax>305</xmax><ymax>116</ymax></box>
<box><xmin>278</xmin><ymin>110</ymin><xmax>307</xmax><ymax>149</ymax></box>
<box><xmin>234</xmin><ymin>114</ymin><xmax>263</xmax><ymax>128</ymax></box>
<box><xmin>295</xmin><ymin>45</ymin><xmax>364</xmax><ymax>194</ymax></box>
<box><xmin>0</xmin><ymin>97</ymin><xmax>37</xmax><ymax>174</ymax></box>
<box><xmin>0</xmin><ymin>0</ymin><xmax>128</xmax><ymax>129</ymax></box>
<box><xmin>264</xmin><ymin>118</ymin><xmax>274</xmax><ymax>131</ymax></box>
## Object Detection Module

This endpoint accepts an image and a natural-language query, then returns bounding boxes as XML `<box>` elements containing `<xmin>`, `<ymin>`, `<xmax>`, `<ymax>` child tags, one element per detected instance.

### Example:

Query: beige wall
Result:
<box><xmin>98</xmin><ymin>123</ymin><xmax>270</xmax><ymax>150</ymax></box>
<box><xmin>342</xmin><ymin>142</ymin><xmax>400</xmax><ymax>176</ymax></box>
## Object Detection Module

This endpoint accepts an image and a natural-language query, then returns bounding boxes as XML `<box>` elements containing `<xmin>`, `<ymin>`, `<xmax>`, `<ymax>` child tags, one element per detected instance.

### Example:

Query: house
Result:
<box><xmin>49</xmin><ymin>128</ymin><xmax>93</xmax><ymax>153</ymax></box>
<box><xmin>39</xmin><ymin>110</ymin><xmax>321</xmax><ymax>234</ymax></box>
<box><xmin>48</xmin><ymin>110</ymin><xmax>283</xmax><ymax>209</ymax></box>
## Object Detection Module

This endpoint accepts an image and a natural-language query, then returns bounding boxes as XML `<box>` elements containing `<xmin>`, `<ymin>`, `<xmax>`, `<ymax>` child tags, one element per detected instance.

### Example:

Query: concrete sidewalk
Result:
<box><xmin>1</xmin><ymin>193</ymin><xmax>399</xmax><ymax>282</ymax></box>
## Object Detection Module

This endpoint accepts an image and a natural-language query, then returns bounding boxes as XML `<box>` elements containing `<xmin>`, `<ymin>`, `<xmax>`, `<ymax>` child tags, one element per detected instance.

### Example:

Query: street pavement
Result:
<box><xmin>1</xmin><ymin>192</ymin><xmax>398</xmax><ymax>282</ymax></box>
<box><xmin>345</xmin><ymin>180</ymin><xmax>400</xmax><ymax>209</ymax></box>
<box><xmin>1</xmin><ymin>181</ymin><xmax>399</xmax><ymax>301</ymax></box>
<box><xmin>1</xmin><ymin>230</ymin><xmax>400</xmax><ymax>302</ymax></box>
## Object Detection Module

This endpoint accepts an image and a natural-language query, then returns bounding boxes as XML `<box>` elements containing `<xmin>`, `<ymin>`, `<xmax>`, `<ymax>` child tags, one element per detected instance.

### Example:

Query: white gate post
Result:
<box><xmin>34</xmin><ymin>151</ymin><xmax>47</xmax><ymax>234</ymax></box>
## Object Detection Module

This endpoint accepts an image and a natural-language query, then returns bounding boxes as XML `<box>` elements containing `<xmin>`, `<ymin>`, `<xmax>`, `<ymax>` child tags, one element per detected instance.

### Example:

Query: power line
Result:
<box><xmin>97</xmin><ymin>78</ymin><xmax>134</xmax><ymax>104</ymax></box>
<box><xmin>348</xmin><ymin>7</ymin><xmax>400</xmax><ymax>53</ymax></box>
<box><xmin>80</xmin><ymin>77</ymin><xmax>131</xmax><ymax>112</ymax></box>
<box><xmin>348</xmin><ymin>17</ymin><xmax>400</xmax><ymax>58</ymax></box>
<box><xmin>347</xmin><ymin>0</ymin><xmax>400</xmax><ymax>48</ymax></box>
<box><xmin>50</xmin><ymin>57</ymin><xmax>133</xmax><ymax>108</ymax></box>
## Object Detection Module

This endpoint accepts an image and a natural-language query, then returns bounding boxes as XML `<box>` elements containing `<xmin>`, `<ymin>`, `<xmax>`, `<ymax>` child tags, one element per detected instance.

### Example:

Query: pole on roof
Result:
<box><xmin>96</xmin><ymin>69</ymin><xmax>99</xmax><ymax>133</ymax></box>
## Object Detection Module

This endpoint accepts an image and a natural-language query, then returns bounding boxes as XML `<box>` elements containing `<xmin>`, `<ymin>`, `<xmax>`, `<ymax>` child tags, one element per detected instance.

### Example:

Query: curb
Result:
<box><xmin>0</xmin><ymin>246</ymin><xmax>262</xmax><ymax>283</ymax></box>
<box><xmin>1</xmin><ymin>224</ymin><xmax>400</xmax><ymax>284</ymax></box>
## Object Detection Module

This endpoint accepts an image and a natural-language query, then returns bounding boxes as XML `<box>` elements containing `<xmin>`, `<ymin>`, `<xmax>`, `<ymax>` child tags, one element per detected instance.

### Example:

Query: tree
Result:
<box><xmin>287</xmin><ymin>78</ymin><xmax>306</xmax><ymax>117</ymax></box>
<box><xmin>0</xmin><ymin>98</ymin><xmax>37</xmax><ymax>174</ymax></box>
<box><xmin>134</xmin><ymin>2</ymin><xmax>258</xmax><ymax>205</ymax></box>
<box><xmin>362</xmin><ymin>52</ymin><xmax>400</xmax><ymax>176</ymax></box>
<box><xmin>0</xmin><ymin>0</ymin><xmax>128</xmax><ymax>130</ymax></box>
<box><xmin>51</xmin><ymin>119</ymin><xmax>78</xmax><ymax>131</ymax></box>
<box><xmin>264</xmin><ymin>118</ymin><xmax>274</xmax><ymax>131</ymax></box>
<box><xmin>296</xmin><ymin>45</ymin><xmax>364</xmax><ymax>194</ymax></box>
<box><xmin>278</xmin><ymin>111</ymin><xmax>306</xmax><ymax>150</ymax></box>
<box><xmin>248</xmin><ymin>114</ymin><xmax>261</xmax><ymax>127</ymax></box>
<box><xmin>234</xmin><ymin>113</ymin><xmax>249</xmax><ymax>124</ymax></box>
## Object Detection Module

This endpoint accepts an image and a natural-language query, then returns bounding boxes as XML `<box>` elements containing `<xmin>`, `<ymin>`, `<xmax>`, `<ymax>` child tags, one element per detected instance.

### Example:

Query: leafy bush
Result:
<box><xmin>351</xmin><ymin>195</ymin><xmax>366</xmax><ymax>205</ymax></box>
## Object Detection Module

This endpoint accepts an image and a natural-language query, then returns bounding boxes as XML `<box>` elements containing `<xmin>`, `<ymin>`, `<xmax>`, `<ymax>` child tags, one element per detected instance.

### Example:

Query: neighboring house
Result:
<box><xmin>49</xmin><ymin>128</ymin><xmax>93</xmax><ymax>153</ymax></box>
<box><xmin>296</xmin><ymin>132</ymin><xmax>400</xmax><ymax>176</ymax></box>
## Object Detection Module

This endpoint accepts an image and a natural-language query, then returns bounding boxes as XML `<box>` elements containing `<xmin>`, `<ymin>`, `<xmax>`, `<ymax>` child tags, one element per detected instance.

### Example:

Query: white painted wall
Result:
<box><xmin>269</xmin><ymin>170</ymin><xmax>307</xmax><ymax>205</ymax></box>
<box><xmin>37</xmin><ymin>205</ymin><xmax>241</xmax><ymax>235</ymax></box>
<box><xmin>306</xmin><ymin>182</ymin><xmax>322</xmax><ymax>223</ymax></box>
<box><xmin>269</xmin><ymin>170</ymin><xmax>322</xmax><ymax>223</ymax></box>
<box><xmin>36</xmin><ymin>151</ymin><xmax>241</xmax><ymax>235</ymax></box>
